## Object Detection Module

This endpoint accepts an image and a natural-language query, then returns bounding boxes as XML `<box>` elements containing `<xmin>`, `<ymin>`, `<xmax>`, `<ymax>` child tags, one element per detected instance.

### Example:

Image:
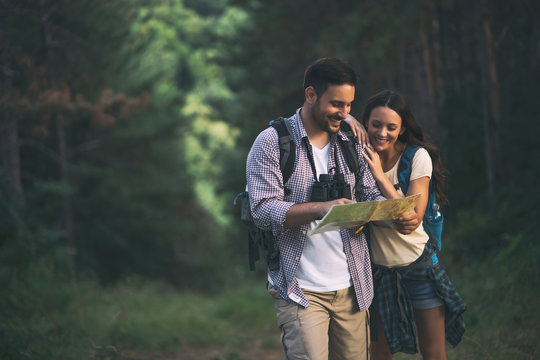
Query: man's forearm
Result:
<box><xmin>283</xmin><ymin>202</ymin><xmax>326</xmax><ymax>229</ymax></box>
<box><xmin>283</xmin><ymin>198</ymin><xmax>355</xmax><ymax>229</ymax></box>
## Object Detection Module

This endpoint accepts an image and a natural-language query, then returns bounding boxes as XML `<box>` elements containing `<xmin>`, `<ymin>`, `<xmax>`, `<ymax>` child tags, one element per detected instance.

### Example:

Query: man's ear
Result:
<box><xmin>305</xmin><ymin>86</ymin><xmax>318</xmax><ymax>105</ymax></box>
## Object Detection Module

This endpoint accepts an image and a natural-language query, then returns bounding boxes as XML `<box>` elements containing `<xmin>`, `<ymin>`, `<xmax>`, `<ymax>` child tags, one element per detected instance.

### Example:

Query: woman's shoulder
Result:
<box><xmin>411</xmin><ymin>146</ymin><xmax>431</xmax><ymax>161</ymax></box>
<box><xmin>400</xmin><ymin>144</ymin><xmax>431</xmax><ymax>164</ymax></box>
<box><xmin>410</xmin><ymin>146</ymin><xmax>432</xmax><ymax>174</ymax></box>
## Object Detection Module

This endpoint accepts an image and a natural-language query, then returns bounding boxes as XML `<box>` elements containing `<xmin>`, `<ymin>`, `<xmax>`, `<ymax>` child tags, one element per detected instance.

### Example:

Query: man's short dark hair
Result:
<box><xmin>303</xmin><ymin>58</ymin><xmax>357</xmax><ymax>97</ymax></box>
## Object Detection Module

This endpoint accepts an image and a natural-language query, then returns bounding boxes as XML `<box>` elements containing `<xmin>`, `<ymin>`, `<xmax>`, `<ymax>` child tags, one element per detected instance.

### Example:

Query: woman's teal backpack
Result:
<box><xmin>396</xmin><ymin>145</ymin><xmax>443</xmax><ymax>265</ymax></box>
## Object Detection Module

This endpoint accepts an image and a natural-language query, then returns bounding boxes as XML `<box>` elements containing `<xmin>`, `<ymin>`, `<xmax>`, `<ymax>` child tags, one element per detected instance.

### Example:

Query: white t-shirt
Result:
<box><xmin>369</xmin><ymin>148</ymin><xmax>432</xmax><ymax>267</ymax></box>
<box><xmin>295</xmin><ymin>142</ymin><xmax>353</xmax><ymax>291</ymax></box>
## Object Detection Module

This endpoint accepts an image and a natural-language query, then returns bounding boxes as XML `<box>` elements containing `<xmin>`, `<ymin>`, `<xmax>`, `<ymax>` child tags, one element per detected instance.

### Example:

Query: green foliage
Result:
<box><xmin>0</xmin><ymin>231</ymin><xmax>76</xmax><ymax>360</ymax></box>
<box><xmin>442</xmin><ymin>253</ymin><xmax>539</xmax><ymax>359</ymax></box>
<box><xmin>102</xmin><ymin>0</ymin><xmax>244</xmax><ymax>238</ymax></box>
<box><xmin>1</xmin><ymin>0</ymin><xmax>249</xmax><ymax>287</ymax></box>
<box><xmin>213</xmin><ymin>281</ymin><xmax>275</xmax><ymax>328</ymax></box>
<box><xmin>436</xmin><ymin>179</ymin><xmax>540</xmax><ymax>359</ymax></box>
<box><xmin>445</xmin><ymin>180</ymin><xmax>539</xmax><ymax>265</ymax></box>
<box><xmin>1</xmin><ymin>277</ymin><xmax>278</xmax><ymax>360</ymax></box>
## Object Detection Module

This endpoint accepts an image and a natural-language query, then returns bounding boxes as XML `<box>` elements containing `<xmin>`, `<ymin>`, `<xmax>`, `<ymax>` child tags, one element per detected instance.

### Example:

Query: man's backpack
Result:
<box><xmin>233</xmin><ymin>117</ymin><xmax>360</xmax><ymax>271</ymax></box>
<box><xmin>396</xmin><ymin>145</ymin><xmax>443</xmax><ymax>265</ymax></box>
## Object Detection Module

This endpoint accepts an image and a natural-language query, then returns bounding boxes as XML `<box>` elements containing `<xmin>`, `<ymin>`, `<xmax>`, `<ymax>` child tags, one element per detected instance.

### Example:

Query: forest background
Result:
<box><xmin>1</xmin><ymin>0</ymin><xmax>538</xmax><ymax>359</ymax></box>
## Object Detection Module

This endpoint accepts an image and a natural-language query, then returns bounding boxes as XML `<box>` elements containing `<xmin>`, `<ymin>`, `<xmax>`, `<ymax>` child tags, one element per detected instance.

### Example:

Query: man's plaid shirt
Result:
<box><xmin>246</xmin><ymin>108</ymin><xmax>384</xmax><ymax>309</ymax></box>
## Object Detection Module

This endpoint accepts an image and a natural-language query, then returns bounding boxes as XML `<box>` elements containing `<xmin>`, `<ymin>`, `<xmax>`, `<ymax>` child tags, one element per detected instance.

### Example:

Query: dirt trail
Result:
<box><xmin>119</xmin><ymin>346</ymin><xmax>284</xmax><ymax>360</ymax></box>
<box><xmin>118</xmin><ymin>334</ymin><xmax>285</xmax><ymax>360</ymax></box>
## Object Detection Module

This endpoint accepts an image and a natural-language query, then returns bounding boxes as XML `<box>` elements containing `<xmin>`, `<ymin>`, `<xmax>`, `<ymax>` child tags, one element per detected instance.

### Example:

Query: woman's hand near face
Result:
<box><xmin>363</xmin><ymin>145</ymin><xmax>385</xmax><ymax>182</ymax></box>
<box><xmin>362</xmin><ymin>145</ymin><xmax>403</xmax><ymax>202</ymax></box>
<box><xmin>344</xmin><ymin>115</ymin><xmax>370</xmax><ymax>147</ymax></box>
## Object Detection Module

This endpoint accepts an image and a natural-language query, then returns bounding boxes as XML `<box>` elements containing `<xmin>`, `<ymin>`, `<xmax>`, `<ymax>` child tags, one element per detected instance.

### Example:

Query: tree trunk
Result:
<box><xmin>418</xmin><ymin>27</ymin><xmax>440</xmax><ymax>141</ymax></box>
<box><xmin>475</xmin><ymin>0</ymin><xmax>501</xmax><ymax>206</ymax></box>
<box><xmin>56</xmin><ymin>114</ymin><xmax>74</xmax><ymax>248</ymax></box>
<box><xmin>0</xmin><ymin>65</ymin><xmax>22</xmax><ymax>206</ymax></box>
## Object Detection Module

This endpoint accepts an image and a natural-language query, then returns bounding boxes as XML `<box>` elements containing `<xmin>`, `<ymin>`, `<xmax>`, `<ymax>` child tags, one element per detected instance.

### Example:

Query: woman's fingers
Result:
<box><xmin>356</xmin><ymin>124</ymin><xmax>369</xmax><ymax>148</ymax></box>
<box><xmin>344</xmin><ymin>115</ymin><xmax>358</xmax><ymax>136</ymax></box>
<box><xmin>364</xmin><ymin>145</ymin><xmax>376</xmax><ymax>158</ymax></box>
<box><xmin>345</xmin><ymin>115</ymin><xmax>370</xmax><ymax>147</ymax></box>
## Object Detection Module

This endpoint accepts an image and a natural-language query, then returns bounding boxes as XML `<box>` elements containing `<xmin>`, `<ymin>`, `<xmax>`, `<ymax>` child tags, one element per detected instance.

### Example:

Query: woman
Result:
<box><xmin>346</xmin><ymin>90</ymin><xmax>465</xmax><ymax>360</ymax></box>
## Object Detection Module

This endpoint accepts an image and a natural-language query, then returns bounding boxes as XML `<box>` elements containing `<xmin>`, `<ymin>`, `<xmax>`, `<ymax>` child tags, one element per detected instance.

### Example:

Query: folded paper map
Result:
<box><xmin>308</xmin><ymin>194</ymin><xmax>421</xmax><ymax>236</ymax></box>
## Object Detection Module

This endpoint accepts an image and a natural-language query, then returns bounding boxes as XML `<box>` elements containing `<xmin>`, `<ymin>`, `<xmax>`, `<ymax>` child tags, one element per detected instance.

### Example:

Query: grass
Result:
<box><xmin>394</xmin><ymin>247</ymin><xmax>540</xmax><ymax>360</ymax></box>
<box><xmin>2</xmin><ymin>250</ymin><xmax>539</xmax><ymax>360</ymax></box>
<box><xmin>1</xmin><ymin>273</ymin><xmax>282</xmax><ymax>360</ymax></box>
<box><xmin>74</xmin><ymin>277</ymin><xmax>283</xmax><ymax>359</ymax></box>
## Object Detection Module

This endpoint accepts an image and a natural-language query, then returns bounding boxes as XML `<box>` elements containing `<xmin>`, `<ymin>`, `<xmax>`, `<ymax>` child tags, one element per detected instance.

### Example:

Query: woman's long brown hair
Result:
<box><xmin>361</xmin><ymin>89</ymin><xmax>449</xmax><ymax>207</ymax></box>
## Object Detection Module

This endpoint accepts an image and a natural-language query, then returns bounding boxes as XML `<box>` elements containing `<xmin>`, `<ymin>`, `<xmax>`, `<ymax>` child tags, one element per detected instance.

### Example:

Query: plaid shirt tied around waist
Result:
<box><xmin>370</xmin><ymin>238</ymin><xmax>467</xmax><ymax>354</ymax></box>
<box><xmin>246</xmin><ymin>108</ymin><xmax>384</xmax><ymax>310</ymax></box>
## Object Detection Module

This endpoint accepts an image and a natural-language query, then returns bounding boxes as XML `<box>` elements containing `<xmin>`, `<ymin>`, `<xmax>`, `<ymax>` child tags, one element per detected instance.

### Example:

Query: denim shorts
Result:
<box><xmin>403</xmin><ymin>278</ymin><xmax>444</xmax><ymax>310</ymax></box>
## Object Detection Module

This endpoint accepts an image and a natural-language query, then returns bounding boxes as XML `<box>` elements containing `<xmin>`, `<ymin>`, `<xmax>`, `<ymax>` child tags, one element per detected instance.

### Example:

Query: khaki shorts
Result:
<box><xmin>268</xmin><ymin>283</ymin><xmax>370</xmax><ymax>360</ymax></box>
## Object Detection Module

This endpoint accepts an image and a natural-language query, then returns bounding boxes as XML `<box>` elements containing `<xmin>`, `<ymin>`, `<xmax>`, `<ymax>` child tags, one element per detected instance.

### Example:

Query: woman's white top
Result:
<box><xmin>369</xmin><ymin>148</ymin><xmax>432</xmax><ymax>267</ymax></box>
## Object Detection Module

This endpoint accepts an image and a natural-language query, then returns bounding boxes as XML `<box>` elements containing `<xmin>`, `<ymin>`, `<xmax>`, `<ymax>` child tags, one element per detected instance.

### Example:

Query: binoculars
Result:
<box><xmin>310</xmin><ymin>173</ymin><xmax>352</xmax><ymax>202</ymax></box>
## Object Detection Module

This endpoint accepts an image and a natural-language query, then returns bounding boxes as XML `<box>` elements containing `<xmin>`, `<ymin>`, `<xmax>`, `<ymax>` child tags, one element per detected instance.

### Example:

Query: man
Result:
<box><xmin>246</xmin><ymin>58</ymin><xmax>416</xmax><ymax>359</ymax></box>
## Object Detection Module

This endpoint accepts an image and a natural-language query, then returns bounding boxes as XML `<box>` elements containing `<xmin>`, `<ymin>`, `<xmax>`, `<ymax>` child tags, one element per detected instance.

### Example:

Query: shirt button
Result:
<box><xmin>295</xmin><ymin>257</ymin><xmax>300</xmax><ymax>261</ymax></box>
<box><xmin>302</xmin><ymin>230</ymin><xmax>307</xmax><ymax>235</ymax></box>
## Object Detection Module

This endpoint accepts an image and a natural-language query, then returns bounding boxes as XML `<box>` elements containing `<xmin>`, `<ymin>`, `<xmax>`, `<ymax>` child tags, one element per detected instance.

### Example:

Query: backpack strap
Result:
<box><xmin>397</xmin><ymin>144</ymin><xmax>441</xmax><ymax>264</ymax></box>
<box><xmin>396</xmin><ymin>144</ymin><xmax>419</xmax><ymax>195</ymax></box>
<box><xmin>337</xmin><ymin>121</ymin><xmax>360</xmax><ymax>175</ymax></box>
<box><xmin>269</xmin><ymin>117</ymin><xmax>296</xmax><ymax>187</ymax></box>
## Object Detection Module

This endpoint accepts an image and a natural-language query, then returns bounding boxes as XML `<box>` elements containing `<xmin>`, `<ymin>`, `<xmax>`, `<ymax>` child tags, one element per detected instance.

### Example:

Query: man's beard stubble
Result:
<box><xmin>311</xmin><ymin>102</ymin><xmax>342</xmax><ymax>134</ymax></box>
